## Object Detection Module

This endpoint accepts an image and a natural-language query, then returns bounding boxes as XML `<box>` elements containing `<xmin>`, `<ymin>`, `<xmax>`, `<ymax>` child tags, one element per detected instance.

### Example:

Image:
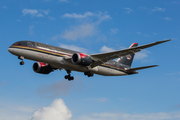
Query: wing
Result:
<box><xmin>90</xmin><ymin>39</ymin><xmax>172</xmax><ymax>68</ymax></box>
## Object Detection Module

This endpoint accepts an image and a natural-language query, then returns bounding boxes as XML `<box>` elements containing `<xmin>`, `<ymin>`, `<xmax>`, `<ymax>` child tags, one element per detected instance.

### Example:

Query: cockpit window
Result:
<box><xmin>12</xmin><ymin>41</ymin><xmax>36</xmax><ymax>47</ymax></box>
<box><xmin>27</xmin><ymin>42</ymin><xmax>34</xmax><ymax>47</ymax></box>
<box><xmin>13</xmin><ymin>42</ymin><xmax>20</xmax><ymax>45</ymax></box>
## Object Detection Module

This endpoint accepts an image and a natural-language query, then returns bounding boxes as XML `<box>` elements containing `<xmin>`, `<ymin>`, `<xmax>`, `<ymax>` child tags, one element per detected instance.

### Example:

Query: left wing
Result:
<box><xmin>90</xmin><ymin>39</ymin><xmax>172</xmax><ymax>68</ymax></box>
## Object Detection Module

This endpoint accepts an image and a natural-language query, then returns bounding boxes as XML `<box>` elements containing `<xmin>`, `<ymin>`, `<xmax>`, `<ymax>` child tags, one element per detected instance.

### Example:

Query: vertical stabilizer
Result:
<box><xmin>116</xmin><ymin>43</ymin><xmax>138</xmax><ymax>67</ymax></box>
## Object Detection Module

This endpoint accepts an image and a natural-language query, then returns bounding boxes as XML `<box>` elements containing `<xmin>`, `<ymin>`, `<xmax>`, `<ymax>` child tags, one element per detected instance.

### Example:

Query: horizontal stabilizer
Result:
<box><xmin>126</xmin><ymin>65</ymin><xmax>159</xmax><ymax>72</ymax></box>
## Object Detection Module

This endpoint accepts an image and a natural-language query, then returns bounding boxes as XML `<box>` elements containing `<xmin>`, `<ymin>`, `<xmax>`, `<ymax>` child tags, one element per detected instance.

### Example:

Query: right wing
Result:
<box><xmin>90</xmin><ymin>39</ymin><xmax>172</xmax><ymax>68</ymax></box>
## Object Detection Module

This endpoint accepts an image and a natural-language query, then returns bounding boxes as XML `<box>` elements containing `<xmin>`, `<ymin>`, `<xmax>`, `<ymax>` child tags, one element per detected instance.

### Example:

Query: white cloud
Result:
<box><xmin>100</xmin><ymin>45</ymin><xmax>116</xmax><ymax>53</ymax></box>
<box><xmin>110</xmin><ymin>28</ymin><xmax>118</xmax><ymax>34</ymax></box>
<box><xmin>40</xmin><ymin>9</ymin><xmax>50</xmax><ymax>15</ymax></box>
<box><xmin>144</xmin><ymin>34</ymin><xmax>148</xmax><ymax>37</ymax></box>
<box><xmin>48</xmin><ymin>16</ymin><xmax>56</xmax><ymax>20</ymax></box>
<box><xmin>124</xmin><ymin>8</ymin><xmax>133</xmax><ymax>14</ymax></box>
<box><xmin>1</xmin><ymin>99</ymin><xmax>180</xmax><ymax>120</ymax></box>
<box><xmin>96</xmin><ymin>35</ymin><xmax>107</xmax><ymax>42</ymax></box>
<box><xmin>87</xmin><ymin>97</ymin><xmax>108</xmax><ymax>102</ymax></box>
<box><xmin>44</xmin><ymin>0</ymin><xmax>69</xmax><ymax>3</ymax></box>
<box><xmin>136</xmin><ymin>32</ymin><xmax>142</xmax><ymax>35</ymax></box>
<box><xmin>173</xmin><ymin>1</ymin><xmax>180</xmax><ymax>4</ymax></box>
<box><xmin>37</xmin><ymin>79</ymin><xmax>83</xmax><ymax>98</ymax></box>
<box><xmin>63</xmin><ymin>11</ymin><xmax>94</xmax><ymax>19</ymax></box>
<box><xmin>22</xmin><ymin>9</ymin><xmax>50</xmax><ymax>17</ymax></box>
<box><xmin>29</xmin><ymin>25</ymin><xmax>34</xmax><ymax>35</ymax></box>
<box><xmin>59</xmin><ymin>0</ymin><xmax>69</xmax><ymax>2</ymax></box>
<box><xmin>37</xmin><ymin>80</ymin><xmax>73</xmax><ymax>97</ymax></box>
<box><xmin>44</xmin><ymin>0</ymin><xmax>53</xmax><ymax>1</ymax></box>
<box><xmin>95</xmin><ymin>12</ymin><xmax>111</xmax><ymax>24</ymax></box>
<box><xmin>152</xmin><ymin>7</ymin><xmax>165</xmax><ymax>12</ymax></box>
<box><xmin>136</xmin><ymin>32</ymin><xmax>157</xmax><ymax>36</ymax></box>
<box><xmin>0</xmin><ymin>104</ymin><xmax>37</xmax><ymax>120</ymax></box>
<box><xmin>74</xmin><ymin>111</ymin><xmax>180</xmax><ymax>120</ymax></box>
<box><xmin>153</xmin><ymin>33</ymin><xmax>157</xmax><ymax>35</ymax></box>
<box><xmin>32</xmin><ymin>98</ymin><xmax>72</xmax><ymax>120</ymax></box>
<box><xmin>22</xmin><ymin>9</ymin><xmax>38</xmax><ymax>16</ymax></box>
<box><xmin>134</xmin><ymin>50</ymin><xmax>149</xmax><ymax>61</ymax></box>
<box><xmin>164</xmin><ymin>17</ymin><xmax>172</xmax><ymax>21</ymax></box>
<box><xmin>53</xmin><ymin>12</ymin><xmax>111</xmax><ymax>41</ymax></box>
<box><xmin>140</xmin><ymin>6</ymin><xmax>166</xmax><ymax>13</ymax></box>
<box><xmin>60</xmin><ymin>44</ymin><xmax>88</xmax><ymax>53</ymax></box>
<box><xmin>62</xmin><ymin>12</ymin><xmax>111</xmax><ymax>21</ymax></box>
<box><xmin>0</xmin><ymin>111</ymin><xmax>30</xmax><ymax>120</ymax></box>
<box><xmin>165</xmin><ymin>71</ymin><xmax>180</xmax><ymax>76</ymax></box>
<box><xmin>61</xmin><ymin>23</ymin><xmax>95</xmax><ymax>41</ymax></box>
<box><xmin>139</xmin><ymin>6</ymin><xmax>148</xmax><ymax>10</ymax></box>
<box><xmin>2</xmin><ymin>6</ymin><xmax>7</xmax><ymax>9</ymax></box>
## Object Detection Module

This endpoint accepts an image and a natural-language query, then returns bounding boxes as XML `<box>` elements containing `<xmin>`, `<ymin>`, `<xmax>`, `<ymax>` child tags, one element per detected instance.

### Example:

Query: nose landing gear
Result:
<box><xmin>18</xmin><ymin>56</ymin><xmax>24</xmax><ymax>65</ymax></box>
<box><xmin>64</xmin><ymin>70</ymin><xmax>74</xmax><ymax>81</ymax></box>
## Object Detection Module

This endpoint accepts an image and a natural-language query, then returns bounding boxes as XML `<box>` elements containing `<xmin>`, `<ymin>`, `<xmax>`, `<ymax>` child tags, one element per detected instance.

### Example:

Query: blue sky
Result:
<box><xmin>1</xmin><ymin>0</ymin><xmax>180</xmax><ymax>120</ymax></box>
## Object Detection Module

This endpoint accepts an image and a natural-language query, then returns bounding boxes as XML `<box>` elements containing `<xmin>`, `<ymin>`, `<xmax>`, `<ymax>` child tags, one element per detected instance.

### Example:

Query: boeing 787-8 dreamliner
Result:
<box><xmin>8</xmin><ymin>39</ymin><xmax>171</xmax><ymax>81</ymax></box>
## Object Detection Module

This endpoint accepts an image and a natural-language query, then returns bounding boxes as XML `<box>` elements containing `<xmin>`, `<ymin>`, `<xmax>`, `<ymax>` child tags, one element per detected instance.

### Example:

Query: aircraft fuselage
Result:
<box><xmin>8</xmin><ymin>41</ymin><xmax>133</xmax><ymax>77</ymax></box>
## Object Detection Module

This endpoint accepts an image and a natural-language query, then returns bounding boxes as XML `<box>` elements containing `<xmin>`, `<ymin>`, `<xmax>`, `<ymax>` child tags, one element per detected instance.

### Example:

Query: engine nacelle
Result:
<box><xmin>33</xmin><ymin>62</ymin><xmax>52</xmax><ymax>74</ymax></box>
<box><xmin>72</xmin><ymin>53</ymin><xmax>93</xmax><ymax>66</ymax></box>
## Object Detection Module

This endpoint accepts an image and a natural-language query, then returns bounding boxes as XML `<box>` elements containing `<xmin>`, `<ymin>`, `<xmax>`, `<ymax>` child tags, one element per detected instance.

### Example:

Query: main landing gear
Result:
<box><xmin>18</xmin><ymin>56</ymin><xmax>24</xmax><ymax>65</ymax></box>
<box><xmin>84</xmin><ymin>71</ymin><xmax>94</xmax><ymax>77</ymax></box>
<box><xmin>64</xmin><ymin>70</ymin><xmax>74</xmax><ymax>81</ymax></box>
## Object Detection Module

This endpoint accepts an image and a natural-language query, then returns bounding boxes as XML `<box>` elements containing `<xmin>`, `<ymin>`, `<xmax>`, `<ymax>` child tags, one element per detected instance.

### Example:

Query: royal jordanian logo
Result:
<box><xmin>126</xmin><ymin>54</ymin><xmax>132</xmax><ymax>60</ymax></box>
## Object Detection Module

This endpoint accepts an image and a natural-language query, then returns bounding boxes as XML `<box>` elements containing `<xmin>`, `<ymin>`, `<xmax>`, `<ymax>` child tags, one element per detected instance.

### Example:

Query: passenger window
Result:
<box><xmin>27</xmin><ymin>42</ymin><xmax>33</xmax><ymax>47</ymax></box>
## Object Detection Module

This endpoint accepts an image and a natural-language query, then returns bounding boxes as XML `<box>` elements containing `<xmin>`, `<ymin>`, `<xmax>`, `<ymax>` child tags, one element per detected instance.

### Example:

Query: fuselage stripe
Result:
<box><xmin>10</xmin><ymin>45</ymin><xmax>71</xmax><ymax>57</ymax></box>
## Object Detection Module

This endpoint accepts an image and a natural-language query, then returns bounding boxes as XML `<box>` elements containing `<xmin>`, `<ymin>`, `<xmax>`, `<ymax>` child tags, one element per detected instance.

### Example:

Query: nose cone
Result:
<box><xmin>8</xmin><ymin>47</ymin><xmax>14</xmax><ymax>54</ymax></box>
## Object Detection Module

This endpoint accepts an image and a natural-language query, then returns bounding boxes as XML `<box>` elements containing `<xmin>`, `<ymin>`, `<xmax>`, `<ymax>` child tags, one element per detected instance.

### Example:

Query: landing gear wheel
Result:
<box><xmin>18</xmin><ymin>56</ymin><xmax>25</xmax><ymax>65</ymax></box>
<box><xmin>90</xmin><ymin>73</ymin><xmax>94</xmax><ymax>77</ymax></box>
<box><xmin>84</xmin><ymin>72</ymin><xmax>88</xmax><ymax>76</ymax></box>
<box><xmin>84</xmin><ymin>71</ymin><xmax>94</xmax><ymax>77</ymax></box>
<box><xmin>68</xmin><ymin>76</ymin><xmax>74</xmax><ymax>81</ymax></box>
<box><xmin>20</xmin><ymin>61</ymin><xmax>24</xmax><ymax>65</ymax></box>
<box><xmin>65</xmin><ymin>70</ymin><xmax>74</xmax><ymax>81</ymax></box>
<box><xmin>65</xmin><ymin>75</ymin><xmax>69</xmax><ymax>79</ymax></box>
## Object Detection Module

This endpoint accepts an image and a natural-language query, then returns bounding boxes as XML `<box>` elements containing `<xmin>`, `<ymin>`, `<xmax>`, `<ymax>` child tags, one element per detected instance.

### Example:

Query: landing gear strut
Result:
<box><xmin>84</xmin><ymin>71</ymin><xmax>94</xmax><ymax>77</ymax></box>
<box><xmin>18</xmin><ymin>56</ymin><xmax>24</xmax><ymax>65</ymax></box>
<box><xmin>64</xmin><ymin>70</ymin><xmax>74</xmax><ymax>81</ymax></box>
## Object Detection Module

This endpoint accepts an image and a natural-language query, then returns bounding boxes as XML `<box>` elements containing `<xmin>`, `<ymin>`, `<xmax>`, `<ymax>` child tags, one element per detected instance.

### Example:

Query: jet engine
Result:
<box><xmin>33</xmin><ymin>62</ymin><xmax>53</xmax><ymax>74</ymax></box>
<box><xmin>72</xmin><ymin>53</ymin><xmax>93</xmax><ymax>66</ymax></box>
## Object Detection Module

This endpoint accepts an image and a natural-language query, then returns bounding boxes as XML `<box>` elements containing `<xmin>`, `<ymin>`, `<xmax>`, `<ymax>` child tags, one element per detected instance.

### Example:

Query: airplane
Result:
<box><xmin>8</xmin><ymin>39</ymin><xmax>171</xmax><ymax>81</ymax></box>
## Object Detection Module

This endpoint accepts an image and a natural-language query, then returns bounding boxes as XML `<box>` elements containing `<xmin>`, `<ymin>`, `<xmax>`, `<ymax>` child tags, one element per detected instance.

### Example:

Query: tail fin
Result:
<box><xmin>116</xmin><ymin>43</ymin><xmax>138</xmax><ymax>67</ymax></box>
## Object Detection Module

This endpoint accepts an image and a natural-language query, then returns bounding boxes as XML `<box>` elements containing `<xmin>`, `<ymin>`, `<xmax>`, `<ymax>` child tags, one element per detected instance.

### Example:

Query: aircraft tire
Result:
<box><xmin>90</xmin><ymin>73</ymin><xmax>94</xmax><ymax>77</ymax></box>
<box><xmin>20</xmin><ymin>61</ymin><xmax>24</xmax><ymax>65</ymax></box>
<box><xmin>84</xmin><ymin>72</ymin><xmax>88</xmax><ymax>75</ymax></box>
<box><xmin>68</xmin><ymin>76</ymin><xmax>74</xmax><ymax>81</ymax></box>
<box><xmin>65</xmin><ymin>75</ymin><xmax>69</xmax><ymax>79</ymax></box>
<box><xmin>71</xmin><ymin>77</ymin><xmax>74</xmax><ymax>80</ymax></box>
